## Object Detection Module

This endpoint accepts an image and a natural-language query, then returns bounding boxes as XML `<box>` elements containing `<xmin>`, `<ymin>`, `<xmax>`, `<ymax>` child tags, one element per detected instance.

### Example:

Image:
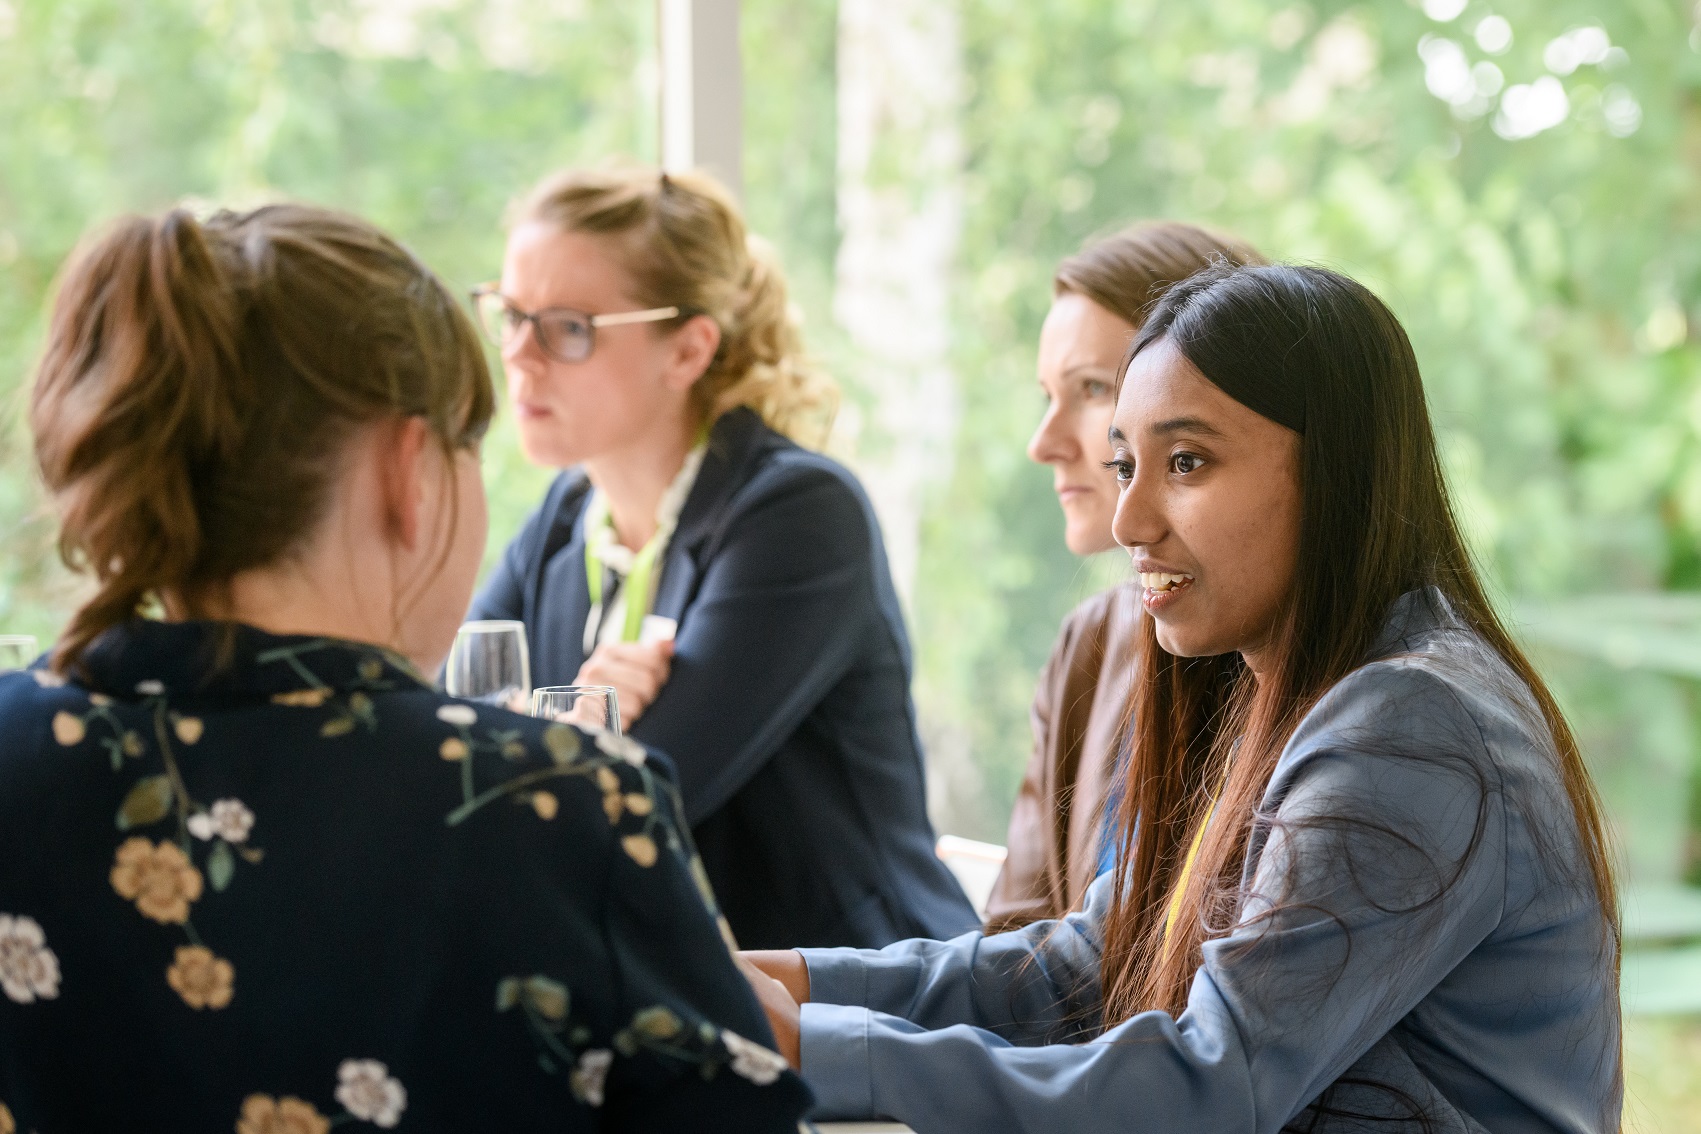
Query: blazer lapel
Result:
<box><xmin>652</xmin><ymin>408</ymin><xmax>767</xmax><ymax>623</ymax></box>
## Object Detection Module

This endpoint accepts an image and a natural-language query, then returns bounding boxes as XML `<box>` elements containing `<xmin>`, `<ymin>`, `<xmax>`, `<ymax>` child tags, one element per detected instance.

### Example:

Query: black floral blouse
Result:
<box><xmin>0</xmin><ymin>620</ymin><xmax>811</xmax><ymax>1132</ymax></box>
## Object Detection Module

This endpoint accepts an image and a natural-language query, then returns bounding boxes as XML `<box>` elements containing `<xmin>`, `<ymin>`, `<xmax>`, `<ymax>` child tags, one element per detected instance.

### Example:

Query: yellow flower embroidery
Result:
<box><xmin>531</xmin><ymin>792</ymin><xmax>559</xmax><ymax>820</ymax></box>
<box><xmin>0</xmin><ymin>1098</ymin><xmax>14</xmax><ymax>1134</ymax></box>
<box><xmin>173</xmin><ymin>715</ymin><xmax>204</xmax><ymax>745</ymax></box>
<box><xmin>595</xmin><ymin>767</ymin><xmax>619</xmax><ymax>793</ymax></box>
<box><xmin>623</xmin><ymin>793</ymin><xmax>652</xmax><ymax>816</ymax></box>
<box><xmin>621</xmin><ymin>834</ymin><xmax>658</xmax><ymax>868</ymax></box>
<box><xmin>167</xmin><ymin>945</ymin><xmax>233</xmax><ymax>1010</ymax></box>
<box><xmin>237</xmin><ymin>1095</ymin><xmax>329</xmax><ymax>1134</ymax></box>
<box><xmin>439</xmin><ymin>737</ymin><xmax>468</xmax><ymax>761</ymax></box>
<box><xmin>271</xmin><ymin>688</ymin><xmax>333</xmax><ymax>708</ymax></box>
<box><xmin>110</xmin><ymin>838</ymin><xmax>203</xmax><ymax>924</ymax></box>
<box><xmin>51</xmin><ymin>711</ymin><xmax>84</xmax><ymax>746</ymax></box>
<box><xmin>602</xmin><ymin>792</ymin><xmax>624</xmax><ymax>824</ymax></box>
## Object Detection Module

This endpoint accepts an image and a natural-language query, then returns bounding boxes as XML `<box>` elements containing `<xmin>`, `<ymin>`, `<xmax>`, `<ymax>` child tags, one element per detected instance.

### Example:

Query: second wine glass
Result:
<box><xmin>444</xmin><ymin>620</ymin><xmax>531</xmax><ymax>713</ymax></box>
<box><xmin>530</xmin><ymin>685</ymin><xmax>621</xmax><ymax>736</ymax></box>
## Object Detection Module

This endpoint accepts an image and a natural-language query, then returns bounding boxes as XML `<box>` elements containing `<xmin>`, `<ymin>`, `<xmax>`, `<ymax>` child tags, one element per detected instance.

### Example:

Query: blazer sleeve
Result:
<box><xmin>796</xmin><ymin>666</ymin><xmax>1511</xmax><ymax>1131</ymax></box>
<box><xmin>633</xmin><ymin>462</ymin><xmax>881</xmax><ymax>825</ymax></box>
<box><xmin>598</xmin><ymin>754</ymin><xmax>814</xmax><ymax>1131</ymax></box>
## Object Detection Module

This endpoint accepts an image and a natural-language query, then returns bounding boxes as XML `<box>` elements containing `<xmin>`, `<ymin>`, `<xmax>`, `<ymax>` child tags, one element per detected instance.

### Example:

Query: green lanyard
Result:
<box><xmin>584</xmin><ymin>521</ymin><xmax>664</xmax><ymax>645</ymax></box>
<box><xmin>582</xmin><ymin>434</ymin><xmax>708</xmax><ymax>646</ymax></box>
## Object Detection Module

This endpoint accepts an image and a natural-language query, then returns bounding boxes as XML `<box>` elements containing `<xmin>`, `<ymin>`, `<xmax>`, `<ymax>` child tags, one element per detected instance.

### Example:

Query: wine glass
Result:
<box><xmin>530</xmin><ymin>685</ymin><xmax>621</xmax><ymax>736</ymax></box>
<box><xmin>0</xmin><ymin>635</ymin><xmax>39</xmax><ymax>673</ymax></box>
<box><xmin>445</xmin><ymin>620</ymin><xmax>530</xmax><ymax>712</ymax></box>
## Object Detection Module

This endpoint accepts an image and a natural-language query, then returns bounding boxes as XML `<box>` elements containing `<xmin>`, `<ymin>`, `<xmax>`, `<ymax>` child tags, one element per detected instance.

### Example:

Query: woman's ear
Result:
<box><xmin>663</xmin><ymin>313</ymin><xmax>722</xmax><ymax>392</ymax></box>
<box><xmin>377</xmin><ymin>416</ymin><xmax>433</xmax><ymax>552</ymax></box>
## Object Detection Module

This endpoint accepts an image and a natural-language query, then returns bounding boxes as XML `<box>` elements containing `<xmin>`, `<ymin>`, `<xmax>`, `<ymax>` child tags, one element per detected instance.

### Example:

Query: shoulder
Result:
<box><xmin>716</xmin><ymin>428</ymin><xmax>880</xmax><ymax>558</ymax></box>
<box><xmin>0</xmin><ymin>667</ymin><xmax>102</xmax><ymax>757</ymax></box>
<box><xmin>502</xmin><ymin>470</ymin><xmax>592</xmax><ymax>562</ymax></box>
<box><xmin>1056</xmin><ymin>581</ymin><xmax>1141</xmax><ymax>643</ymax></box>
<box><xmin>1273</xmin><ymin>629</ymin><xmax>1542</xmax><ymax>823</ymax></box>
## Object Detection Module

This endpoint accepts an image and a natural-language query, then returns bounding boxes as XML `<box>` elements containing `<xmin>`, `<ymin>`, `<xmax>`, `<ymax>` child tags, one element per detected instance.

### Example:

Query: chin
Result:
<box><xmin>516</xmin><ymin>424</ymin><xmax>581</xmax><ymax>470</ymax></box>
<box><xmin>1151</xmin><ymin>621</ymin><xmax>1219</xmax><ymax>660</ymax></box>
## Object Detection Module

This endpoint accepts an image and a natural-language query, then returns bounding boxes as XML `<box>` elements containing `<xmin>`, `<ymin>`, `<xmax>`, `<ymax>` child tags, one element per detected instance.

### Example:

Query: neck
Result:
<box><xmin>585</xmin><ymin>425</ymin><xmax>695</xmax><ymax>551</ymax></box>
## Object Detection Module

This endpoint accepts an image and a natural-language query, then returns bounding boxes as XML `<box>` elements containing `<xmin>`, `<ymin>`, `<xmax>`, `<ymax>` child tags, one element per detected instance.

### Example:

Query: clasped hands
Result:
<box><xmin>736</xmin><ymin>950</ymin><xmax>811</xmax><ymax>1070</ymax></box>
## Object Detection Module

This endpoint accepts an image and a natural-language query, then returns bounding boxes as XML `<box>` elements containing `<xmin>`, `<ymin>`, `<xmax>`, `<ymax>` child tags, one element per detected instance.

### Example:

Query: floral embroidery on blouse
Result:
<box><xmin>43</xmin><ymin>672</ymin><xmax>263</xmax><ymax>1011</ymax></box>
<box><xmin>110</xmin><ymin>839</ymin><xmax>203</xmax><ymax>924</ymax></box>
<box><xmin>237</xmin><ymin>1094</ymin><xmax>329</xmax><ymax>1134</ymax></box>
<box><xmin>494</xmin><ymin>972</ymin><xmax>786</xmax><ymax>1105</ymax></box>
<box><xmin>167</xmin><ymin>944</ymin><xmax>234</xmax><ymax>1010</ymax></box>
<box><xmin>570</xmin><ymin>1048</ymin><xmax>613</xmax><ymax>1106</ymax></box>
<box><xmin>240</xmin><ymin>1060</ymin><xmax>407</xmax><ymax>1132</ymax></box>
<box><xmin>0</xmin><ymin>1099</ymin><xmax>15</xmax><ymax>1134</ymax></box>
<box><xmin>335</xmin><ymin>1060</ymin><xmax>408</xmax><ymax>1127</ymax></box>
<box><xmin>0</xmin><ymin>914</ymin><xmax>60</xmax><ymax>1003</ymax></box>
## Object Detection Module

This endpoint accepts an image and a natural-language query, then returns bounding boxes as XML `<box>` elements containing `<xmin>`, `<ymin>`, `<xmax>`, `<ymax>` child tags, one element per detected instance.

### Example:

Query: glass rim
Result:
<box><xmin>0</xmin><ymin>634</ymin><xmax>38</xmax><ymax>645</ymax></box>
<box><xmin>531</xmin><ymin>684</ymin><xmax>617</xmax><ymax>695</ymax></box>
<box><xmin>457</xmin><ymin>619</ymin><xmax>526</xmax><ymax>634</ymax></box>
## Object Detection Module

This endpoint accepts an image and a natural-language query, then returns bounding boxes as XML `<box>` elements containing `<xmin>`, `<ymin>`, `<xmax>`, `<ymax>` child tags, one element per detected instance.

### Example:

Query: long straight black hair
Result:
<box><xmin>1096</xmin><ymin>264</ymin><xmax>1619</xmax><ymax>1075</ymax></box>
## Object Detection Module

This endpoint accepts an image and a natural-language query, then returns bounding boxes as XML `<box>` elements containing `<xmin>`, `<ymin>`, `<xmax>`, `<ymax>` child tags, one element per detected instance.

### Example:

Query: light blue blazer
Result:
<box><xmin>798</xmin><ymin>589</ymin><xmax>1620</xmax><ymax>1133</ymax></box>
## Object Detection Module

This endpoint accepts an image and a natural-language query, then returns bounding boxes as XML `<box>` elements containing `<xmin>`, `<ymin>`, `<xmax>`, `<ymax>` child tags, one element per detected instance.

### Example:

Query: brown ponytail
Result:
<box><xmin>513</xmin><ymin>165</ymin><xmax>838</xmax><ymax>447</ymax></box>
<box><xmin>31</xmin><ymin>203</ymin><xmax>493</xmax><ymax>672</ymax></box>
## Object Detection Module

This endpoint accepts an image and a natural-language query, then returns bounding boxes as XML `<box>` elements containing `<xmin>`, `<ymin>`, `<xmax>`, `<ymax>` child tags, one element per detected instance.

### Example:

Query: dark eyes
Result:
<box><xmin>1100</xmin><ymin>451</ymin><xmax>1204</xmax><ymax>482</ymax></box>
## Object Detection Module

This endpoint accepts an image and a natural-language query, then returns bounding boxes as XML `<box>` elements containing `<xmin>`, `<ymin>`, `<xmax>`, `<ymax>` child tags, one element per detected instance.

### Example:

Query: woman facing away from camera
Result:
<box><xmin>742</xmin><ymin>263</ymin><xmax>1622</xmax><ymax>1133</ymax></box>
<box><xmin>986</xmin><ymin>221</ymin><xmax>1265</xmax><ymax>932</ymax></box>
<box><xmin>467</xmin><ymin>165</ymin><xmax>977</xmax><ymax>950</ymax></box>
<box><xmin>0</xmin><ymin>203</ymin><xmax>810</xmax><ymax>1131</ymax></box>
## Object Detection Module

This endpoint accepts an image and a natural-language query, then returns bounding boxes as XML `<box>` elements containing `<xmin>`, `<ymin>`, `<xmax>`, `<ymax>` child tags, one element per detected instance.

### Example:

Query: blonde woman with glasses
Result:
<box><xmin>468</xmin><ymin>166</ymin><xmax>978</xmax><ymax>951</ymax></box>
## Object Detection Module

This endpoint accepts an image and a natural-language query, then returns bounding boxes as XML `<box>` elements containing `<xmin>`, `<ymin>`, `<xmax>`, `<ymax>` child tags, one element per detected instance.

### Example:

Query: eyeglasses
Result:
<box><xmin>470</xmin><ymin>285</ymin><xmax>686</xmax><ymax>364</ymax></box>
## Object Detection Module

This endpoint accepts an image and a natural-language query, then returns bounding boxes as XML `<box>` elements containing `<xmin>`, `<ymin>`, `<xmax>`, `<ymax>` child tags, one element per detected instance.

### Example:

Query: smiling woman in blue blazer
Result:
<box><xmin>741</xmin><ymin>264</ymin><xmax>1621</xmax><ymax>1133</ymax></box>
<box><xmin>467</xmin><ymin>165</ymin><xmax>977</xmax><ymax>950</ymax></box>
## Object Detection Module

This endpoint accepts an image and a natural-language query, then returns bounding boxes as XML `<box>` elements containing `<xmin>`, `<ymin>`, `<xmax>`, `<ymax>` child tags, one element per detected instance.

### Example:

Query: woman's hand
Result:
<box><xmin>574</xmin><ymin>640</ymin><xmax>673</xmax><ymax>725</ymax></box>
<box><xmin>736</xmin><ymin>950</ymin><xmax>810</xmax><ymax>1069</ymax></box>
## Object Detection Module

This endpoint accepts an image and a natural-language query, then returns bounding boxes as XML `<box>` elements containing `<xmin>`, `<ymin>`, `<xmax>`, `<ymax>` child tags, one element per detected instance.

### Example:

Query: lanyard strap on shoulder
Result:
<box><xmin>1161</xmin><ymin>760</ymin><xmax>1233</xmax><ymax>952</ymax></box>
<box><xmin>584</xmin><ymin>503</ymin><xmax>667</xmax><ymax>645</ymax></box>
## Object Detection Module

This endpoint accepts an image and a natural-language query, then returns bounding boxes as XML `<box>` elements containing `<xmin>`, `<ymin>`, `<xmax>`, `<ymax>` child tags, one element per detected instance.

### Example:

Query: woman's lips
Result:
<box><xmin>515</xmin><ymin>401</ymin><xmax>553</xmax><ymax>420</ymax></box>
<box><xmin>1138</xmin><ymin>570</ymin><xmax>1195</xmax><ymax>612</ymax></box>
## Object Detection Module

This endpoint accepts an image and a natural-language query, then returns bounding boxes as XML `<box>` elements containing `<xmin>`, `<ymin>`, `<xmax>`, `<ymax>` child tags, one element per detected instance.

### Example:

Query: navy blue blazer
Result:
<box><xmin>0</xmin><ymin>621</ymin><xmax>811</xmax><ymax>1132</ymax></box>
<box><xmin>470</xmin><ymin>407</ymin><xmax>978</xmax><ymax>950</ymax></box>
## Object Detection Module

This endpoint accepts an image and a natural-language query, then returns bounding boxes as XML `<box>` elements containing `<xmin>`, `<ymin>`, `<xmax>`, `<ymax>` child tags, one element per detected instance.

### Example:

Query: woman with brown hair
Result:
<box><xmin>986</xmin><ymin>222</ymin><xmax>1265</xmax><ymax>931</ymax></box>
<box><xmin>742</xmin><ymin>263</ymin><xmax>1621</xmax><ymax>1133</ymax></box>
<box><xmin>467</xmin><ymin>166</ymin><xmax>977</xmax><ymax>950</ymax></box>
<box><xmin>0</xmin><ymin>203</ymin><xmax>809</xmax><ymax>1130</ymax></box>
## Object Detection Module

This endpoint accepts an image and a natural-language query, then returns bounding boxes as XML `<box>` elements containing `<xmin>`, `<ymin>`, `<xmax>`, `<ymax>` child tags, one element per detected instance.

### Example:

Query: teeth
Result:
<box><xmin>1139</xmin><ymin>572</ymin><xmax>1194</xmax><ymax>592</ymax></box>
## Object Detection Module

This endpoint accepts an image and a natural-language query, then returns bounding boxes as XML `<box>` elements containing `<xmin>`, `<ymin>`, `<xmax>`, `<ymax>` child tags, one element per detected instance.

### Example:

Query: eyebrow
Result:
<box><xmin>1107</xmin><ymin>416</ymin><xmax>1227</xmax><ymax>446</ymax></box>
<box><xmin>1149</xmin><ymin>415</ymin><xmax>1226</xmax><ymax>438</ymax></box>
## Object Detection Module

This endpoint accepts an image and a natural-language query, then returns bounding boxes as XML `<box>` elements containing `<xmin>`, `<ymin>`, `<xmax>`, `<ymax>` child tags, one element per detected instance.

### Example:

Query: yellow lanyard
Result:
<box><xmin>1162</xmin><ymin>761</ymin><xmax>1231</xmax><ymax>952</ymax></box>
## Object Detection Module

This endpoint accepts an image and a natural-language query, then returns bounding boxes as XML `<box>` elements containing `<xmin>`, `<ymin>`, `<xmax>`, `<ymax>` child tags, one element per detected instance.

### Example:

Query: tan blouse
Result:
<box><xmin>983</xmin><ymin>582</ymin><xmax>1142</xmax><ymax>932</ymax></box>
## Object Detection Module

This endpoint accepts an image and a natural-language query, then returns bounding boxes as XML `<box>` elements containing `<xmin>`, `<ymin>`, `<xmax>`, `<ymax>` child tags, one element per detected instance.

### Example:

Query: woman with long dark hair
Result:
<box><xmin>742</xmin><ymin>263</ymin><xmax>1621</xmax><ymax>1132</ymax></box>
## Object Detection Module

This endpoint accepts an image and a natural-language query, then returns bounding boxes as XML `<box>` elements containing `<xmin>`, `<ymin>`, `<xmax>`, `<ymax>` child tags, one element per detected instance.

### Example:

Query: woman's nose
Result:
<box><xmin>1027</xmin><ymin>404</ymin><xmax>1078</xmax><ymax>466</ymax></box>
<box><xmin>502</xmin><ymin>318</ymin><xmax>544</xmax><ymax>367</ymax></box>
<box><xmin>1110</xmin><ymin>468</ymin><xmax>1164</xmax><ymax>550</ymax></box>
